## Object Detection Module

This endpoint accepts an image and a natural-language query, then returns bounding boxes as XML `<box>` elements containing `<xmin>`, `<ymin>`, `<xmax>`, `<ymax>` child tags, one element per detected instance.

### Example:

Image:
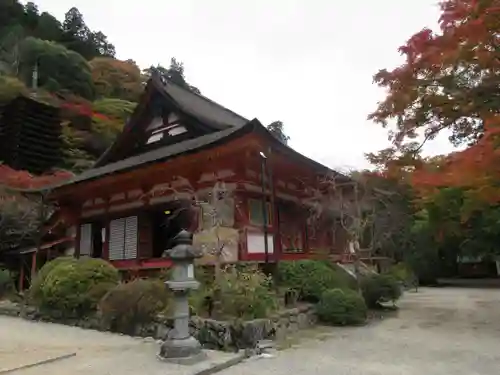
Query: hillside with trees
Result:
<box><xmin>0</xmin><ymin>0</ymin><xmax>291</xmax><ymax>253</ymax></box>
<box><xmin>0</xmin><ymin>0</ymin><xmax>290</xmax><ymax>180</ymax></box>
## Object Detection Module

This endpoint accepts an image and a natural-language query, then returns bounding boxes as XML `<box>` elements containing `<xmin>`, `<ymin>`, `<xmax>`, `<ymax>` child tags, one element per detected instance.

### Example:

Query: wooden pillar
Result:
<box><xmin>18</xmin><ymin>256</ymin><xmax>24</xmax><ymax>292</ymax></box>
<box><xmin>75</xmin><ymin>222</ymin><xmax>81</xmax><ymax>258</ymax></box>
<box><xmin>30</xmin><ymin>251</ymin><xmax>37</xmax><ymax>284</ymax></box>
<box><xmin>267</xmin><ymin>147</ymin><xmax>280</xmax><ymax>262</ymax></box>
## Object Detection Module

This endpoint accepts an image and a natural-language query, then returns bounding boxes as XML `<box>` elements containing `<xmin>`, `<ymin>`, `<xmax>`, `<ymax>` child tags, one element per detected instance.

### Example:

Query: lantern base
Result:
<box><xmin>158</xmin><ymin>336</ymin><xmax>206</xmax><ymax>365</ymax></box>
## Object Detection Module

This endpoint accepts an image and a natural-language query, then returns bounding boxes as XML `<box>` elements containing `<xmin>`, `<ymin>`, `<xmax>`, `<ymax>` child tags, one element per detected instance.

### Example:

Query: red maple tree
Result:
<box><xmin>0</xmin><ymin>165</ymin><xmax>73</xmax><ymax>190</ymax></box>
<box><xmin>368</xmin><ymin>0</ymin><xmax>500</xmax><ymax>204</ymax></box>
<box><xmin>369</xmin><ymin>0</ymin><xmax>500</xmax><ymax>148</ymax></box>
<box><xmin>411</xmin><ymin>119</ymin><xmax>500</xmax><ymax>204</ymax></box>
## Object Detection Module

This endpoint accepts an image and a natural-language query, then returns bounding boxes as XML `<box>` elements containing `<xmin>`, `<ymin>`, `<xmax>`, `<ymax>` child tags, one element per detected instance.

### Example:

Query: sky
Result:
<box><xmin>32</xmin><ymin>0</ymin><xmax>456</xmax><ymax>170</ymax></box>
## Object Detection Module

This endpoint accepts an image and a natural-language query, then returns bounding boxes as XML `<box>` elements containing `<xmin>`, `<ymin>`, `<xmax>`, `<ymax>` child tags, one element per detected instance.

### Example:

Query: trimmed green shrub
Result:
<box><xmin>99</xmin><ymin>279</ymin><xmax>170</xmax><ymax>334</ymax></box>
<box><xmin>214</xmin><ymin>265</ymin><xmax>277</xmax><ymax>319</ymax></box>
<box><xmin>316</xmin><ymin>288</ymin><xmax>367</xmax><ymax>326</ymax></box>
<box><xmin>0</xmin><ymin>268</ymin><xmax>13</xmax><ymax>298</ymax></box>
<box><xmin>329</xmin><ymin>263</ymin><xmax>359</xmax><ymax>290</ymax></box>
<box><xmin>37</xmin><ymin>257</ymin><xmax>119</xmax><ymax>318</ymax></box>
<box><xmin>277</xmin><ymin>260</ymin><xmax>353</xmax><ymax>302</ymax></box>
<box><xmin>28</xmin><ymin>257</ymin><xmax>76</xmax><ymax>305</ymax></box>
<box><xmin>360</xmin><ymin>274</ymin><xmax>402</xmax><ymax>308</ymax></box>
<box><xmin>386</xmin><ymin>263</ymin><xmax>416</xmax><ymax>288</ymax></box>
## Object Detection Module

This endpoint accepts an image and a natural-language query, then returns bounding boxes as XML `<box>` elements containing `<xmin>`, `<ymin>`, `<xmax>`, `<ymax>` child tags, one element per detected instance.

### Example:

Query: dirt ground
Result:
<box><xmin>225</xmin><ymin>287</ymin><xmax>500</xmax><ymax>375</ymax></box>
<box><xmin>1</xmin><ymin>287</ymin><xmax>499</xmax><ymax>375</ymax></box>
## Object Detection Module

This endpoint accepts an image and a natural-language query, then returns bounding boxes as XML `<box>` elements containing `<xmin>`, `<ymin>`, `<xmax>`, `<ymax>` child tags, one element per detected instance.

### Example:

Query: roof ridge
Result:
<box><xmin>152</xmin><ymin>73</ymin><xmax>248</xmax><ymax>123</ymax></box>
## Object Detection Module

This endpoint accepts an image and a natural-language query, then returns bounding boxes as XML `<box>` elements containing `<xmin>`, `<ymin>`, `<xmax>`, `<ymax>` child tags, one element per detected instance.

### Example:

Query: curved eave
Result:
<box><xmin>49</xmin><ymin>119</ymin><xmax>351</xmax><ymax>199</ymax></box>
<box><xmin>48</xmin><ymin>119</ymin><xmax>260</xmax><ymax>197</ymax></box>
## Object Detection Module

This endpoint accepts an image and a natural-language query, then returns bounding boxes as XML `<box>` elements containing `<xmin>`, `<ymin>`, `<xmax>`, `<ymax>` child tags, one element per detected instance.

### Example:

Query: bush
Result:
<box><xmin>386</xmin><ymin>263</ymin><xmax>416</xmax><ymax>288</ymax></box>
<box><xmin>214</xmin><ymin>265</ymin><xmax>277</xmax><ymax>319</ymax></box>
<box><xmin>277</xmin><ymin>260</ymin><xmax>354</xmax><ymax>302</ymax></box>
<box><xmin>360</xmin><ymin>274</ymin><xmax>402</xmax><ymax>308</ymax></box>
<box><xmin>0</xmin><ymin>268</ymin><xmax>13</xmax><ymax>298</ymax></box>
<box><xmin>28</xmin><ymin>257</ymin><xmax>76</xmax><ymax>305</ymax></box>
<box><xmin>36</xmin><ymin>257</ymin><xmax>119</xmax><ymax>318</ymax></box>
<box><xmin>316</xmin><ymin>288</ymin><xmax>367</xmax><ymax>326</ymax></box>
<box><xmin>329</xmin><ymin>263</ymin><xmax>359</xmax><ymax>290</ymax></box>
<box><xmin>99</xmin><ymin>279</ymin><xmax>170</xmax><ymax>334</ymax></box>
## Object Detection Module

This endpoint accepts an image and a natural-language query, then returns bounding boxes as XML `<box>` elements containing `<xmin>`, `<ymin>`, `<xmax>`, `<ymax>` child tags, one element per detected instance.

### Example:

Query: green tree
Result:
<box><xmin>22</xmin><ymin>2</ymin><xmax>39</xmax><ymax>32</ymax></box>
<box><xmin>144</xmin><ymin>57</ymin><xmax>200</xmax><ymax>93</ymax></box>
<box><xmin>266</xmin><ymin>120</ymin><xmax>290</xmax><ymax>145</ymax></box>
<box><xmin>90</xmin><ymin>57</ymin><xmax>143</xmax><ymax>101</ymax></box>
<box><xmin>0</xmin><ymin>0</ymin><xmax>25</xmax><ymax>37</ymax></box>
<box><xmin>92</xmin><ymin>98</ymin><xmax>137</xmax><ymax>120</ymax></box>
<box><xmin>0</xmin><ymin>24</ymin><xmax>24</xmax><ymax>75</ymax></box>
<box><xmin>34</xmin><ymin>12</ymin><xmax>62</xmax><ymax>41</ymax></box>
<box><xmin>62</xmin><ymin>7</ymin><xmax>89</xmax><ymax>40</ymax></box>
<box><xmin>61</xmin><ymin>7</ymin><xmax>115</xmax><ymax>59</ymax></box>
<box><xmin>90</xmin><ymin>31</ymin><xmax>115</xmax><ymax>57</ymax></box>
<box><xmin>18</xmin><ymin>36</ymin><xmax>94</xmax><ymax>99</ymax></box>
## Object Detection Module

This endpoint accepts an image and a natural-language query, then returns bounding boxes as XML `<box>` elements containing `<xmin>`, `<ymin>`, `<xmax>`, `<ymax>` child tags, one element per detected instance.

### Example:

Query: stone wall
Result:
<box><xmin>0</xmin><ymin>300</ymin><xmax>317</xmax><ymax>351</ymax></box>
<box><xmin>142</xmin><ymin>304</ymin><xmax>317</xmax><ymax>350</ymax></box>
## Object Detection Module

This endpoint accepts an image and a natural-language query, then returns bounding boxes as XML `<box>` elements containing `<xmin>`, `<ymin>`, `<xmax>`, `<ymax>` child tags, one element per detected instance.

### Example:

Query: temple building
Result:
<box><xmin>45</xmin><ymin>73</ymin><xmax>357</xmax><ymax>276</ymax></box>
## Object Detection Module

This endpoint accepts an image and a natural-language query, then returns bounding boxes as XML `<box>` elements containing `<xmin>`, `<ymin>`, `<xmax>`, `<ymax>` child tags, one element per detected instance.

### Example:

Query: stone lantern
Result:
<box><xmin>159</xmin><ymin>230</ymin><xmax>205</xmax><ymax>364</ymax></box>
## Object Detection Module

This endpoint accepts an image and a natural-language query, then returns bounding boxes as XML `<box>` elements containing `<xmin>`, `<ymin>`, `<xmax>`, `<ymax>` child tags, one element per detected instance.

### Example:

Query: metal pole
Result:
<box><xmin>260</xmin><ymin>155</ymin><xmax>269</xmax><ymax>264</ymax></box>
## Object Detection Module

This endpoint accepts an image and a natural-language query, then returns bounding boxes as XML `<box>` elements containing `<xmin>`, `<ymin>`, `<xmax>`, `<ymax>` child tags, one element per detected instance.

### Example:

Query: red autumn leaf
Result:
<box><xmin>0</xmin><ymin>165</ymin><xmax>73</xmax><ymax>190</ymax></box>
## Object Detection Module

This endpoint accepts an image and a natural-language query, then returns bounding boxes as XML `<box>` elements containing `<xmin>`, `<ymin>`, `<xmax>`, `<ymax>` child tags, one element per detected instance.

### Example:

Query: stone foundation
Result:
<box><xmin>0</xmin><ymin>300</ymin><xmax>317</xmax><ymax>350</ymax></box>
<box><xmin>133</xmin><ymin>304</ymin><xmax>317</xmax><ymax>350</ymax></box>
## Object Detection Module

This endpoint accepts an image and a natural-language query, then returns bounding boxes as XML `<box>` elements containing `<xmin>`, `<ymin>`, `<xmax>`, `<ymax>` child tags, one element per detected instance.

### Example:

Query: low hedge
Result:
<box><xmin>28</xmin><ymin>256</ymin><xmax>75</xmax><ymax>305</ymax></box>
<box><xmin>32</xmin><ymin>257</ymin><xmax>120</xmax><ymax>318</ymax></box>
<box><xmin>99</xmin><ymin>279</ymin><xmax>170</xmax><ymax>334</ymax></box>
<box><xmin>214</xmin><ymin>265</ymin><xmax>277</xmax><ymax>319</ymax></box>
<box><xmin>386</xmin><ymin>263</ymin><xmax>417</xmax><ymax>288</ymax></box>
<box><xmin>360</xmin><ymin>274</ymin><xmax>402</xmax><ymax>308</ymax></box>
<box><xmin>277</xmin><ymin>260</ymin><xmax>354</xmax><ymax>302</ymax></box>
<box><xmin>316</xmin><ymin>288</ymin><xmax>367</xmax><ymax>326</ymax></box>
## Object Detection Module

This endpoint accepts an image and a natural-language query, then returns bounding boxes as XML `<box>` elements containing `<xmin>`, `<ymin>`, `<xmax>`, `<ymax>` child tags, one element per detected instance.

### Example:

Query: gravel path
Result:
<box><xmin>1</xmin><ymin>287</ymin><xmax>499</xmax><ymax>375</ymax></box>
<box><xmin>223</xmin><ymin>287</ymin><xmax>500</xmax><ymax>375</ymax></box>
<box><xmin>0</xmin><ymin>316</ymin><xmax>237</xmax><ymax>375</ymax></box>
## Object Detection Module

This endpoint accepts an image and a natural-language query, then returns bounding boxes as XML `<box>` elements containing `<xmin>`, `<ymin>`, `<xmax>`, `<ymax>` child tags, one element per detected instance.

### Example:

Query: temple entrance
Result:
<box><xmin>149</xmin><ymin>202</ymin><xmax>194</xmax><ymax>258</ymax></box>
<box><xmin>91</xmin><ymin>222</ymin><xmax>104</xmax><ymax>258</ymax></box>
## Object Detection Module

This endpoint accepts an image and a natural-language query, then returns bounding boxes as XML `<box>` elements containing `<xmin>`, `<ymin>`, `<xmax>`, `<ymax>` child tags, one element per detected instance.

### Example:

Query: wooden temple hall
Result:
<box><xmin>45</xmin><ymin>73</ymin><xmax>356</xmax><ymax>275</ymax></box>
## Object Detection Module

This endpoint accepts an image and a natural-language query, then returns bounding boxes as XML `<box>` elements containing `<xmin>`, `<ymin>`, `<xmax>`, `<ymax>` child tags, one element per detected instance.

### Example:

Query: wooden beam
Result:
<box><xmin>52</xmin><ymin>134</ymin><xmax>259</xmax><ymax>201</ymax></box>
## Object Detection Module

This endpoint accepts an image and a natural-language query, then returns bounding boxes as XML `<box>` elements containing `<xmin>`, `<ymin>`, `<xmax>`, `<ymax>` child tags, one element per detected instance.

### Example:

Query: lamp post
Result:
<box><xmin>259</xmin><ymin>152</ymin><xmax>269</xmax><ymax>265</ymax></box>
<box><xmin>159</xmin><ymin>230</ymin><xmax>205</xmax><ymax>365</ymax></box>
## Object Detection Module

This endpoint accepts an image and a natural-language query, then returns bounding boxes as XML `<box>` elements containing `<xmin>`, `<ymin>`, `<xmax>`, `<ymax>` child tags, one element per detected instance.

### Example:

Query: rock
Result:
<box><xmin>297</xmin><ymin>313</ymin><xmax>309</xmax><ymax>329</ymax></box>
<box><xmin>0</xmin><ymin>301</ymin><xmax>21</xmax><ymax>317</ymax></box>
